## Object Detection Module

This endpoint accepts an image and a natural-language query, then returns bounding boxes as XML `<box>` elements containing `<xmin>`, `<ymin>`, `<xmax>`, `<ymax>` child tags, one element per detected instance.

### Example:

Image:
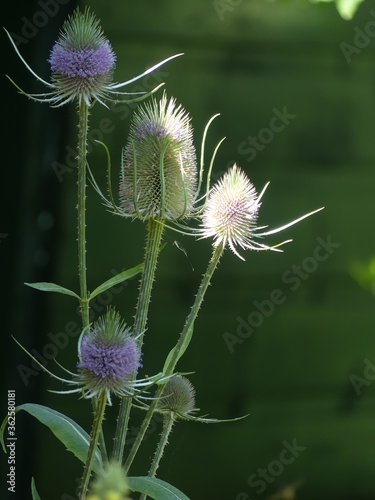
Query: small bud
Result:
<box><xmin>158</xmin><ymin>375</ymin><xmax>196</xmax><ymax>418</ymax></box>
<box><xmin>120</xmin><ymin>92</ymin><xmax>198</xmax><ymax>221</ymax></box>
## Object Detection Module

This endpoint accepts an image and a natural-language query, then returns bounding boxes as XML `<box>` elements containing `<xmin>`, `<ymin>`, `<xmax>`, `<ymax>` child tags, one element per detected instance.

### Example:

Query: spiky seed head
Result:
<box><xmin>158</xmin><ymin>375</ymin><xmax>196</xmax><ymax>417</ymax></box>
<box><xmin>48</xmin><ymin>8</ymin><xmax>116</xmax><ymax>106</ymax></box>
<box><xmin>120</xmin><ymin>93</ymin><xmax>197</xmax><ymax>221</ymax></box>
<box><xmin>77</xmin><ymin>309</ymin><xmax>141</xmax><ymax>403</ymax></box>
<box><xmin>201</xmin><ymin>164</ymin><xmax>261</xmax><ymax>258</ymax></box>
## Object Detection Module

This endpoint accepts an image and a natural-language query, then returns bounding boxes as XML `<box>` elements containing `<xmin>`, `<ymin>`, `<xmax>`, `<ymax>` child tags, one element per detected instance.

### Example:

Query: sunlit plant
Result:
<box><xmin>1</xmin><ymin>7</ymin><xmax>323</xmax><ymax>500</ymax></box>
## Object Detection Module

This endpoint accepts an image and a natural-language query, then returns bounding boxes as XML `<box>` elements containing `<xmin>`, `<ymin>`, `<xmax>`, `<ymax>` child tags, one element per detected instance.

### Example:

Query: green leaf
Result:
<box><xmin>31</xmin><ymin>478</ymin><xmax>41</xmax><ymax>500</ymax></box>
<box><xmin>309</xmin><ymin>0</ymin><xmax>364</xmax><ymax>19</ymax></box>
<box><xmin>0</xmin><ymin>404</ymin><xmax>102</xmax><ymax>473</ymax></box>
<box><xmin>336</xmin><ymin>0</ymin><xmax>364</xmax><ymax>19</ymax></box>
<box><xmin>163</xmin><ymin>324</ymin><xmax>194</xmax><ymax>374</ymax></box>
<box><xmin>127</xmin><ymin>477</ymin><xmax>190</xmax><ymax>500</ymax></box>
<box><xmin>25</xmin><ymin>282</ymin><xmax>80</xmax><ymax>299</ymax></box>
<box><xmin>89</xmin><ymin>263</ymin><xmax>144</xmax><ymax>300</ymax></box>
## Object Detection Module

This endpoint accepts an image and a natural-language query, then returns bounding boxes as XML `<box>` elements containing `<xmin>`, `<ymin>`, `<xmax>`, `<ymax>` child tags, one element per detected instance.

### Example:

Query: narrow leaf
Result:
<box><xmin>1</xmin><ymin>404</ymin><xmax>102</xmax><ymax>473</ymax></box>
<box><xmin>127</xmin><ymin>477</ymin><xmax>190</xmax><ymax>500</ymax></box>
<box><xmin>31</xmin><ymin>478</ymin><xmax>41</xmax><ymax>500</ymax></box>
<box><xmin>90</xmin><ymin>264</ymin><xmax>144</xmax><ymax>300</ymax></box>
<box><xmin>25</xmin><ymin>282</ymin><xmax>80</xmax><ymax>299</ymax></box>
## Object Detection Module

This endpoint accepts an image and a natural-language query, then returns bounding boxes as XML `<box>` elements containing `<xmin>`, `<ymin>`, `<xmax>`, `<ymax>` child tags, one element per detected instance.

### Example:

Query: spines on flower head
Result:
<box><xmin>201</xmin><ymin>165</ymin><xmax>261</xmax><ymax>258</ymax></box>
<box><xmin>158</xmin><ymin>375</ymin><xmax>196</xmax><ymax>419</ymax></box>
<box><xmin>200</xmin><ymin>164</ymin><xmax>324</xmax><ymax>260</ymax></box>
<box><xmin>48</xmin><ymin>7</ymin><xmax>116</xmax><ymax>106</ymax></box>
<box><xmin>77</xmin><ymin>309</ymin><xmax>141</xmax><ymax>404</ymax></box>
<box><xmin>119</xmin><ymin>92</ymin><xmax>198</xmax><ymax>221</ymax></box>
<box><xmin>5</xmin><ymin>8</ymin><xmax>183</xmax><ymax>108</ymax></box>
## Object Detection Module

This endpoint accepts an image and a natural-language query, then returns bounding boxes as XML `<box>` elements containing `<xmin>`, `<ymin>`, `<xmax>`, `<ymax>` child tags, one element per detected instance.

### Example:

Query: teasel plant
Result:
<box><xmin>3</xmin><ymin>6</ymin><xmax>187</xmax><ymax>499</ymax></box>
<box><xmin>2</xmin><ymin>6</ymin><xmax>325</xmax><ymax>499</ymax></box>
<box><xmin>89</xmin><ymin>91</ymin><xmax>323</xmax><ymax>479</ymax></box>
<box><xmin>88</xmin><ymin>91</ymin><xmax>225</xmax><ymax>463</ymax></box>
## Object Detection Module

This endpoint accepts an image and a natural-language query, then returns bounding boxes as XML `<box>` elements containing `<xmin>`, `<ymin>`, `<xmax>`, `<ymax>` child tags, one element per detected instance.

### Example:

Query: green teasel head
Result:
<box><xmin>119</xmin><ymin>92</ymin><xmax>198</xmax><ymax>221</ymax></box>
<box><xmin>158</xmin><ymin>375</ymin><xmax>196</xmax><ymax>419</ymax></box>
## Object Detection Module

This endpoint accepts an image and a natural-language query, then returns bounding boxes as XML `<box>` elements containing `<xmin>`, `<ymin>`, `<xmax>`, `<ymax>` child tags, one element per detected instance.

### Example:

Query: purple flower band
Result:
<box><xmin>49</xmin><ymin>41</ymin><xmax>116</xmax><ymax>79</ymax></box>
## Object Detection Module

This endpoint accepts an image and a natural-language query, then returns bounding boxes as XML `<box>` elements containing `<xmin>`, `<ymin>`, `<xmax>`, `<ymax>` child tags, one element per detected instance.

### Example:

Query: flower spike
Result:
<box><xmin>5</xmin><ymin>8</ymin><xmax>182</xmax><ymax>108</ymax></box>
<box><xmin>12</xmin><ymin>310</ymin><xmax>170</xmax><ymax>406</ymax></box>
<box><xmin>119</xmin><ymin>92</ymin><xmax>198</xmax><ymax>221</ymax></box>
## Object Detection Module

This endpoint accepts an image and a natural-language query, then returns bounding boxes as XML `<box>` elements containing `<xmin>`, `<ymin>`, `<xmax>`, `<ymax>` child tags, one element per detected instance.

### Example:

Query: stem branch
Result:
<box><xmin>79</xmin><ymin>392</ymin><xmax>107</xmax><ymax>500</ymax></box>
<box><xmin>140</xmin><ymin>413</ymin><xmax>175</xmax><ymax>500</ymax></box>
<box><xmin>124</xmin><ymin>244</ymin><xmax>223</xmax><ymax>473</ymax></box>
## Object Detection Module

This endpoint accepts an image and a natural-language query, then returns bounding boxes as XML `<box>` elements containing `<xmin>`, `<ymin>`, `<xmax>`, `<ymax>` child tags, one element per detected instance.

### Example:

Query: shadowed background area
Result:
<box><xmin>2</xmin><ymin>0</ymin><xmax>375</xmax><ymax>499</ymax></box>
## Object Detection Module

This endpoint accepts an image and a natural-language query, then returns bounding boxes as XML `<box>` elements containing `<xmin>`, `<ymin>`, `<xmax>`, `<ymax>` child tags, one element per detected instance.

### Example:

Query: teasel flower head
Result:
<box><xmin>154</xmin><ymin>374</ymin><xmax>247</xmax><ymax>424</ymax></box>
<box><xmin>48</xmin><ymin>8</ymin><xmax>116</xmax><ymax>106</ymax></box>
<box><xmin>5</xmin><ymin>8</ymin><xmax>182</xmax><ymax>107</ymax></box>
<box><xmin>13</xmin><ymin>309</ymin><xmax>172</xmax><ymax>406</ymax></box>
<box><xmin>76</xmin><ymin>309</ymin><xmax>142</xmax><ymax>404</ymax></box>
<box><xmin>200</xmin><ymin>164</ymin><xmax>324</xmax><ymax>260</ymax></box>
<box><xmin>119</xmin><ymin>92</ymin><xmax>198</xmax><ymax>221</ymax></box>
<box><xmin>87</xmin><ymin>462</ymin><xmax>131</xmax><ymax>500</ymax></box>
<box><xmin>158</xmin><ymin>375</ymin><xmax>196</xmax><ymax>420</ymax></box>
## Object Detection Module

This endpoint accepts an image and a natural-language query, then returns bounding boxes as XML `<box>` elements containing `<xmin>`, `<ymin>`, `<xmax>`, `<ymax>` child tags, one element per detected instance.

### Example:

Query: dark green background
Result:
<box><xmin>2</xmin><ymin>0</ymin><xmax>375</xmax><ymax>499</ymax></box>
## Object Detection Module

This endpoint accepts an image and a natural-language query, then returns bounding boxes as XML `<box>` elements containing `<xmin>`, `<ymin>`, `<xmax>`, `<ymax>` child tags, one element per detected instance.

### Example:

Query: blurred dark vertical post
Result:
<box><xmin>1</xmin><ymin>1</ymin><xmax>76</xmax><ymax>498</ymax></box>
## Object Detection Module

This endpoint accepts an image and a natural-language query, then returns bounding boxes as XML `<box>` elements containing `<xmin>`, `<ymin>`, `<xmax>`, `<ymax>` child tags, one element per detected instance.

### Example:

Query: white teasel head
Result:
<box><xmin>199</xmin><ymin>164</ymin><xmax>323</xmax><ymax>260</ymax></box>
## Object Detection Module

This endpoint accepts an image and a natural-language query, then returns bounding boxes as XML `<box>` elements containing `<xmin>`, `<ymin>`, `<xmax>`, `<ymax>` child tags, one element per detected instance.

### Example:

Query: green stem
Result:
<box><xmin>112</xmin><ymin>218</ymin><xmax>164</xmax><ymax>462</ymax></box>
<box><xmin>79</xmin><ymin>392</ymin><xmax>107</xmax><ymax>500</ymax></box>
<box><xmin>140</xmin><ymin>413</ymin><xmax>175</xmax><ymax>500</ymax></box>
<box><xmin>124</xmin><ymin>244</ymin><xmax>223</xmax><ymax>473</ymax></box>
<box><xmin>77</xmin><ymin>102</ymin><xmax>90</xmax><ymax>329</ymax></box>
<box><xmin>77</xmin><ymin>103</ymin><xmax>108</xmax><ymax>465</ymax></box>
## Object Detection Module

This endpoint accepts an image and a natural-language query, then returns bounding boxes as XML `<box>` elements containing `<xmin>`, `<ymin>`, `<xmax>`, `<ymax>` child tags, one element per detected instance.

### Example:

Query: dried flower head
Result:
<box><xmin>5</xmin><ymin>8</ymin><xmax>181</xmax><ymax>107</ymax></box>
<box><xmin>119</xmin><ymin>92</ymin><xmax>198</xmax><ymax>221</ymax></box>
<box><xmin>158</xmin><ymin>375</ymin><xmax>196</xmax><ymax>419</ymax></box>
<box><xmin>87</xmin><ymin>462</ymin><xmax>131</xmax><ymax>500</ymax></box>
<box><xmin>77</xmin><ymin>310</ymin><xmax>141</xmax><ymax>404</ymax></box>
<box><xmin>200</xmin><ymin>164</ymin><xmax>323</xmax><ymax>260</ymax></box>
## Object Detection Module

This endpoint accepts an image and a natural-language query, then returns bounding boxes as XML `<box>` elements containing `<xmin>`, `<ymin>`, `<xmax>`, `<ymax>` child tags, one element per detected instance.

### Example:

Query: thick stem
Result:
<box><xmin>124</xmin><ymin>244</ymin><xmax>223</xmax><ymax>473</ymax></box>
<box><xmin>112</xmin><ymin>219</ymin><xmax>164</xmax><ymax>462</ymax></box>
<box><xmin>134</xmin><ymin>219</ymin><xmax>165</xmax><ymax>348</ymax></box>
<box><xmin>79</xmin><ymin>392</ymin><xmax>107</xmax><ymax>500</ymax></box>
<box><xmin>140</xmin><ymin>413</ymin><xmax>175</xmax><ymax>500</ymax></box>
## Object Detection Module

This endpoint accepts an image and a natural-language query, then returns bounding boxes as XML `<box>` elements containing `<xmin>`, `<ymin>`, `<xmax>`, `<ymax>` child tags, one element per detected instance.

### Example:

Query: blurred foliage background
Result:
<box><xmin>2</xmin><ymin>0</ymin><xmax>375</xmax><ymax>499</ymax></box>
